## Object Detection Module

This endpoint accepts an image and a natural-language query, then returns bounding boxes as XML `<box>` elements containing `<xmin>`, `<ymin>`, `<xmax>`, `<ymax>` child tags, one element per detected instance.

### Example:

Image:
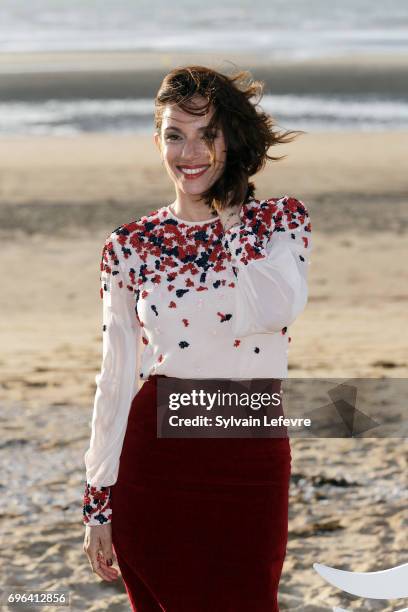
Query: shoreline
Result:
<box><xmin>1</xmin><ymin>50</ymin><xmax>408</xmax><ymax>100</ymax></box>
<box><xmin>2</xmin><ymin>49</ymin><xmax>408</xmax><ymax>69</ymax></box>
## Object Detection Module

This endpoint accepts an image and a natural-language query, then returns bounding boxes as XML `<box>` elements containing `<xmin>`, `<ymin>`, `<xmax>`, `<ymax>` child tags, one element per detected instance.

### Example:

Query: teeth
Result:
<box><xmin>179</xmin><ymin>166</ymin><xmax>208</xmax><ymax>175</ymax></box>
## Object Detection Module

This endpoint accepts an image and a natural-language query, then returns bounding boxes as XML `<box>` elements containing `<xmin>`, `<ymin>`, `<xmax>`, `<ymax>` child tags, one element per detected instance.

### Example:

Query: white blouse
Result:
<box><xmin>82</xmin><ymin>195</ymin><xmax>312</xmax><ymax>525</ymax></box>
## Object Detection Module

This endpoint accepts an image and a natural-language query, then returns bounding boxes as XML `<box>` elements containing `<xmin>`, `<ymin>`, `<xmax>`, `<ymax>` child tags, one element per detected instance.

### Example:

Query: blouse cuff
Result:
<box><xmin>83</xmin><ymin>481</ymin><xmax>112</xmax><ymax>526</ymax></box>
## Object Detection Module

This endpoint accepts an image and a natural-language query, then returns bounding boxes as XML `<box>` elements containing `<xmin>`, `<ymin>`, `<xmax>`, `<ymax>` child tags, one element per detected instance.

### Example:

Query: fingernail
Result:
<box><xmin>107</xmin><ymin>558</ymin><xmax>113</xmax><ymax>566</ymax></box>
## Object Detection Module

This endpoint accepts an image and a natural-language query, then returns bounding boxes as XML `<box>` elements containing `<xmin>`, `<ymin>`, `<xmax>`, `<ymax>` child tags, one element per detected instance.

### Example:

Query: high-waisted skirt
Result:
<box><xmin>111</xmin><ymin>374</ymin><xmax>291</xmax><ymax>612</ymax></box>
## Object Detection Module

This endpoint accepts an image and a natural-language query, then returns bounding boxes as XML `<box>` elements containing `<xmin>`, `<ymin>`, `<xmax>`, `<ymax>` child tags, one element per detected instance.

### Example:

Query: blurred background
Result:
<box><xmin>0</xmin><ymin>1</ymin><xmax>407</xmax><ymax>610</ymax></box>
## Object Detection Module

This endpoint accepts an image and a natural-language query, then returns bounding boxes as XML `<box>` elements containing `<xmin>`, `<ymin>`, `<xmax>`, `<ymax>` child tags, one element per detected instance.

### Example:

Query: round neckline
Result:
<box><xmin>163</xmin><ymin>205</ymin><xmax>220</xmax><ymax>226</ymax></box>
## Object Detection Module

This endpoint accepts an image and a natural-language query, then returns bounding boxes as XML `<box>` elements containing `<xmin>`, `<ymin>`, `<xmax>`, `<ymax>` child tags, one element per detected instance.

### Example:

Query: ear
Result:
<box><xmin>154</xmin><ymin>131</ymin><xmax>162</xmax><ymax>155</ymax></box>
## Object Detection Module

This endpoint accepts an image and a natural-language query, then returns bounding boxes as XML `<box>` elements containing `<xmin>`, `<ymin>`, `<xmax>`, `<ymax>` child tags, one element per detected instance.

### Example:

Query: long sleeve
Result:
<box><xmin>83</xmin><ymin>233</ymin><xmax>141</xmax><ymax>526</ymax></box>
<box><xmin>221</xmin><ymin>196</ymin><xmax>312</xmax><ymax>337</ymax></box>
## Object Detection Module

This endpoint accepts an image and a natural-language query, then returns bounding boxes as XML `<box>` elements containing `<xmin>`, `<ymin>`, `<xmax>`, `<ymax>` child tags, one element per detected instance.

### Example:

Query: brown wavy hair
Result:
<box><xmin>154</xmin><ymin>65</ymin><xmax>305</xmax><ymax>213</ymax></box>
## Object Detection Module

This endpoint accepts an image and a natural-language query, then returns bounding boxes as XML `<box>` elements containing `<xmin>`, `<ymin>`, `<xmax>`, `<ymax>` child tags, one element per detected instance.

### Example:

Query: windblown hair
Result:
<box><xmin>154</xmin><ymin>65</ymin><xmax>305</xmax><ymax>213</ymax></box>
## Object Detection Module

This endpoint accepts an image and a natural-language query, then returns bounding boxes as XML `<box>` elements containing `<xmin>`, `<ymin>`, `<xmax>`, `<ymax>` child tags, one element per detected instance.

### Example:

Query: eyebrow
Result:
<box><xmin>163</xmin><ymin>125</ymin><xmax>215</xmax><ymax>132</ymax></box>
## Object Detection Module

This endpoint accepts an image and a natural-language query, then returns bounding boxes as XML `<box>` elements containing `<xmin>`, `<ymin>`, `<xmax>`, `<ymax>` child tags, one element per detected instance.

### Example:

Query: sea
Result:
<box><xmin>1</xmin><ymin>0</ymin><xmax>408</xmax><ymax>134</ymax></box>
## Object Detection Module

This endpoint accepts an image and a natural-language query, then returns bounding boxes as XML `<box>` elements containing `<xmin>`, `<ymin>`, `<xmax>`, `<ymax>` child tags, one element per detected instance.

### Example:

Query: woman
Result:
<box><xmin>82</xmin><ymin>65</ymin><xmax>312</xmax><ymax>611</ymax></box>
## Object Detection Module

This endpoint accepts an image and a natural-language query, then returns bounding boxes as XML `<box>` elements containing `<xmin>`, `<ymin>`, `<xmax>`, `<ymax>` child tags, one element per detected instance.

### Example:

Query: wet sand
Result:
<box><xmin>1</xmin><ymin>50</ymin><xmax>408</xmax><ymax>99</ymax></box>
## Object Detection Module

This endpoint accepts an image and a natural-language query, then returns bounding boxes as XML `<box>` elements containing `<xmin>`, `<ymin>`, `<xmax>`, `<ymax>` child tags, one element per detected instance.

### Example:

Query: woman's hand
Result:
<box><xmin>83</xmin><ymin>523</ymin><xmax>120</xmax><ymax>582</ymax></box>
<box><xmin>216</xmin><ymin>203</ymin><xmax>242</xmax><ymax>232</ymax></box>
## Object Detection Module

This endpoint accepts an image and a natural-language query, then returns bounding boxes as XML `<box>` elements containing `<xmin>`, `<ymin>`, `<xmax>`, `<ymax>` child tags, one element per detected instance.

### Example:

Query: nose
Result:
<box><xmin>180</xmin><ymin>137</ymin><xmax>207</xmax><ymax>160</ymax></box>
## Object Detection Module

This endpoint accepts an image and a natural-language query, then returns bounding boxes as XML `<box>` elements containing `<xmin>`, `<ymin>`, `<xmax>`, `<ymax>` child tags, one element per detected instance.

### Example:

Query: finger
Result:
<box><xmin>98</xmin><ymin>554</ymin><xmax>118</xmax><ymax>573</ymax></box>
<box><xmin>97</xmin><ymin>553</ymin><xmax>119</xmax><ymax>579</ymax></box>
<box><xmin>101</xmin><ymin>543</ymin><xmax>114</xmax><ymax>567</ymax></box>
<box><xmin>89</xmin><ymin>550</ymin><xmax>115</xmax><ymax>582</ymax></box>
<box><xmin>99</xmin><ymin>563</ymin><xmax>119</xmax><ymax>578</ymax></box>
<box><xmin>111</xmin><ymin>546</ymin><xmax>119</xmax><ymax>563</ymax></box>
<box><xmin>98</xmin><ymin>564</ymin><xmax>119</xmax><ymax>580</ymax></box>
<box><xmin>94</xmin><ymin>560</ymin><xmax>117</xmax><ymax>582</ymax></box>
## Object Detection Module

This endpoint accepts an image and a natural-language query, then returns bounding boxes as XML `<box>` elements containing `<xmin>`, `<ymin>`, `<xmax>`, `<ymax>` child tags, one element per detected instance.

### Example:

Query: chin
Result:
<box><xmin>183</xmin><ymin>183</ymin><xmax>211</xmax><ymax>193</ymax></box>
<box><xmin>178</xmin><ymin>180</ymin><xmax>212</xmax><ymax>194</ymax></box>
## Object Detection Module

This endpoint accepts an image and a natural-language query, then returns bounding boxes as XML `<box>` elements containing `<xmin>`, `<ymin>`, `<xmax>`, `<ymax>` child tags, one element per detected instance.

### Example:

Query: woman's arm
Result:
<box><xmin>83</xmin><ymin>233</ymin><xmax>141</xmax><ymax>526</ymax></box>
<box><xmin>219</xmin><ymin>196</ymin><xmax>312</xmax><ymax>337</ymax></box>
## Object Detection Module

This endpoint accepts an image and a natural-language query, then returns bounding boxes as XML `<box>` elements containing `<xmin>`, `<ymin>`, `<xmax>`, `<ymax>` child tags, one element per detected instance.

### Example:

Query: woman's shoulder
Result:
<box><xmin>105</xmin><ymin>206</ymin><xmax>164</xmax><ymax>246</ymax></box>
<box><xmin>270</xmin><ymin>195</ymin><xmax>311</xmax><ymax>232</ymax></box>
<box><xmin>260</xmin><ymin>194</ymin><xmax>309</xmax><ymax>216</ymax></box>
<box><xmin>108</xmin><ymin>206</ymin><xmax>164</xmax><ymax>240</ymax></box>
<box><xmin>102</xmin><ymin>206</ymin><xmax>165</xmax><ymax>267</ymax></box>
<box><xmin>244</xmin><ymin>195</ymin><xmax>311</xmax><ymax>233</ymax></box>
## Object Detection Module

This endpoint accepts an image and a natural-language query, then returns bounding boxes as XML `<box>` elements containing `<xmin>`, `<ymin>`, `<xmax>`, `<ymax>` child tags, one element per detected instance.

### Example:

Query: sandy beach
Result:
<box><xmin>1</xmin><ymin>51</ymin><xmax>407</xmax><ymax>611</ymax></box>
<box><xmin>1</xmin><ymin>130</ymin><xmax>407</xmax><ymax>611</ymax></box>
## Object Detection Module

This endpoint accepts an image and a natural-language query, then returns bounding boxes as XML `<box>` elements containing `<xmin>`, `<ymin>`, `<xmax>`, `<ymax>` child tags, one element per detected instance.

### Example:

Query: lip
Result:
<box><xmin>176</xmin><ymin>164</ymin><xmax>210</xmax><ymax>180</ymax></box>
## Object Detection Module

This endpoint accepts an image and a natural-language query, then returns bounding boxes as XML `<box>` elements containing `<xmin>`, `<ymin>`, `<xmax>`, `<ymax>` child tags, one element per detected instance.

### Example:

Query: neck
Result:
<box><xmin>170</xmin><ymin>196</ymin><xmax>217</xmax><ymax>222</ymax></box>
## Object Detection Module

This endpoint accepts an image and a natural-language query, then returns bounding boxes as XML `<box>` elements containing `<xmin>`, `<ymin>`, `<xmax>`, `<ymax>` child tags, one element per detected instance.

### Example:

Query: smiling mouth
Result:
<box><xmin>176</xmin><ymin>165</ymin><xmax>210</xmax><ymax>179</ymax></box>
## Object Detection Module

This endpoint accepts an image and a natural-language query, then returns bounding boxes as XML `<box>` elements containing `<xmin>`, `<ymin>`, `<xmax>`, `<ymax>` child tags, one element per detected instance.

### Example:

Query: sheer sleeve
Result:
<box><xmin>82</xmin><ymin>233</ymin><xmax>141</xmax><ymax>526</ymax></box>
<box><xmin>221</xmin><ymin>196</ymin><xmax>312</xmax><ymax>337</ymax></box>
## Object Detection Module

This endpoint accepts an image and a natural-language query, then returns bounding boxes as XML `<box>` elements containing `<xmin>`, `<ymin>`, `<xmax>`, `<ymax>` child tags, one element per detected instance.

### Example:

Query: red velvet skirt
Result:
<box><xmin>111</xmin><ymin>374</ymin><xmax>291</xmax><ymax>612</ymax></box>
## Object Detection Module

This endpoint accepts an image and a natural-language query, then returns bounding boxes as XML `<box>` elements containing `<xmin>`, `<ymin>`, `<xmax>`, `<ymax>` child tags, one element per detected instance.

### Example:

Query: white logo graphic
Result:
<box><xmin>313</xmin><ymin>561</ymin><xmax>408</xmax><ymax>611</ymax></box>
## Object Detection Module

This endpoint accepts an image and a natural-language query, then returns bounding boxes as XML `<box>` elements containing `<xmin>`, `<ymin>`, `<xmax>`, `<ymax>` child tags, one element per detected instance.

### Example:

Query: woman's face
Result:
<box><xmin>154</xmin><ymin>96</ymin><xmax>227</xmax><ymax>200</ymax></box>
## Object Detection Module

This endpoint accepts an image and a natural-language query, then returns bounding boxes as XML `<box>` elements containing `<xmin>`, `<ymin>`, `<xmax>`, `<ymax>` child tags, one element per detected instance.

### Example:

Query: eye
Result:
<box><xmin>165</xmin><ymin>133</ymin><xmax>181</xmax><ymax>141</ymax></box>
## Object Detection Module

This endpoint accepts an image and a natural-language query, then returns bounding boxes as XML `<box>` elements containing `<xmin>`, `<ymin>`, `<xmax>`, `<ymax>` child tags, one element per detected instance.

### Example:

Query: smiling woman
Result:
<box><xmin>82</xmin><ymin>65</ymin><xmax>312</xmax><ymax>612</ymax></box>
<box><xmin>153</xmin><ymin>65</ymin><xmax>304</xmax><ymax>222</ymax></box>
<box><xmin>154</xmin><ymin>95</ymin><xmax>228</xmax><ymax>221</ymax></box>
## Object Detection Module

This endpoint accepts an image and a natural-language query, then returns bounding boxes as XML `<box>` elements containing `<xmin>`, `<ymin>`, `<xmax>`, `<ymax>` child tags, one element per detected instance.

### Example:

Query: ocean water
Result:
<box><xmin>1</xmin><ymin>0</ymin><xmax>408</xmax><ymax>57</ymax></box>
<box><xmin>1</xmin><ymin>0</ymin><xmax>408</xmax><ymax>133</ymax></box>
<box><xmin>1</xmin><ymin>95</ymin><xmax>408</xmax><ymax>136</ymax></box>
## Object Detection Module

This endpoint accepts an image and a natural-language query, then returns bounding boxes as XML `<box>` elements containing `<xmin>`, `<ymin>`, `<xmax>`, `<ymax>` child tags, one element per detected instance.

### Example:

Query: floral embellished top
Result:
<box><xmin>82</xmin><ymin>195</ymin><xmax>312</xmax><ymax>526</ymax></box>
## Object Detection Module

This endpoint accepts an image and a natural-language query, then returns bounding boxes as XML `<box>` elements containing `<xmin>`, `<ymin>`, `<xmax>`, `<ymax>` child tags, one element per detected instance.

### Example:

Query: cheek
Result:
<box><xmin>163</xmin><ymin>146</ymin><xmax>174</xmax><ymax>163</ymax></box>
<box><xmin>163</xmin><ymin>148</ymin><xmax>179</xmax><ymax>174</ymax></box>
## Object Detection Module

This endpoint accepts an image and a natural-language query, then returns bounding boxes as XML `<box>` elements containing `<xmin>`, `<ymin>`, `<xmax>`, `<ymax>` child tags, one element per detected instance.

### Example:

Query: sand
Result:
<box><xmin>1</xmin><ymin>129</ymin><xmax>407</xmax><ymax>611</ymax></box>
